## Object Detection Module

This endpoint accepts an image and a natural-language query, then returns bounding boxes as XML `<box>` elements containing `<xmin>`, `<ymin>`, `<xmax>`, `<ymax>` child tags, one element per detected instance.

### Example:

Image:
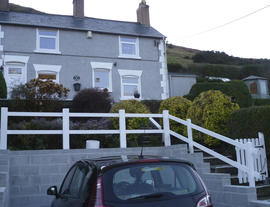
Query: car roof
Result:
<box><xmin>79</xmin><ymin>155</ymin><xmax>195</xmax><ymax>172</ymax></box>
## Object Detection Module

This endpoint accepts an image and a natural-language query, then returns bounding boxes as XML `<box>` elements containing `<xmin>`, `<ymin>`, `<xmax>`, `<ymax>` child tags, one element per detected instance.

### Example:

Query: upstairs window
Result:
<box><xmin>119</xmin><ymin>36</ymin><xmax>140</xmax><ymax>58</ymax></box>
<box><xmin>35</xmin><ymin>29</ymin><xmax>60</xmax><ymax>54</ymax></box>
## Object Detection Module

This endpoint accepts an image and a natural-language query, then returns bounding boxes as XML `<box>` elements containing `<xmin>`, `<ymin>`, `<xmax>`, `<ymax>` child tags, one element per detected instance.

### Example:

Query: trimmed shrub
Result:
<box><xmin>110</xmin><ymin>100</ymin><xmax>150</xmax><ymax>147</ymax></box>
<box><xmin>159</xmin><ymin>96</ymin><xmax>192</xmax><ymax>134</ymax></box>
<box><xmin>186</xmin><ymin>80</ymin><xmax>252</xmax><ymax>108</ymax></box>
<box><xmin>71</xmin><ymin>88</ymin><xmax>112</xmax><ymax>113</ymax></box>
<box><xmin>187</xmin><ymin>90</ymin><xmax>240</xmax><ymax>146</ymax></box>
<box><xmin>141</xmin><ymin>100</ymin><xmax>162</xmax><ymax>113</ymax></box>
<box><xmin>253</xmin><ymin>98</ymin><xmax>270</xmax><ymax>106</ymax></box>
<box><xmin>227</xmin><ymin>106</ymin><xmax>270</xmax><ymax>157</ymax></box>
<box><xmin>0</xmin><ymin>71</ymin><xmax>7</xmax><ymax>98</ymax></box>
<box><xmin>10</xmin><ymin>79</ymin><xmax>70</xmax><ymax>112</ymax></box>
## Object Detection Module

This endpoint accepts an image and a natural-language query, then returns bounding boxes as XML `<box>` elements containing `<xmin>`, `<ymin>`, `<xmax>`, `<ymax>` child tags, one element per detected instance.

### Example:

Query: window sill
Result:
<box><xmin>118</xmin><ymin>55</ymin><xmax>141</xmax><ymax>60</ymax></box>
<box><xmin>34</xmin><ymin>49</ymin><xmax>62</xmax><ymax>55</ymax></box>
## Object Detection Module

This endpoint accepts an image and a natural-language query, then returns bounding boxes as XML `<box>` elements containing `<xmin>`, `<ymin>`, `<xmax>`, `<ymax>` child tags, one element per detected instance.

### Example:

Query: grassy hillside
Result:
<box><xmin>167</xmin><ymin>44</ymin><xmax>198</xmax><ymax>68</ymax></box>
<box><xmin>9</xmin><ymin>3</ymin><xmax>45</xmax><ymax>14</ymax></box>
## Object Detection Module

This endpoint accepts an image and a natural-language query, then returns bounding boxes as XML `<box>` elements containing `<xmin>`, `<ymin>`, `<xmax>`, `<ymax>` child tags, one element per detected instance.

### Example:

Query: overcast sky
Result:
<box><xmin>9</xmin><ymin>0</ymin><xmax>270</xmax><ymax>59</ymax></box>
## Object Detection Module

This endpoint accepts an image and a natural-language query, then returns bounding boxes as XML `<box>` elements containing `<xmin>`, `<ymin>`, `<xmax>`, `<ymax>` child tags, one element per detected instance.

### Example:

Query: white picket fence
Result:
<box><xmin>0</xmin><ymin>107</ymin><xmax>267</xmax><ymax>187</ymax></box>
<box><xmin>236</xmin><ymin>134</ymin><xmax>268</xmax><ymax>183</ymax></box>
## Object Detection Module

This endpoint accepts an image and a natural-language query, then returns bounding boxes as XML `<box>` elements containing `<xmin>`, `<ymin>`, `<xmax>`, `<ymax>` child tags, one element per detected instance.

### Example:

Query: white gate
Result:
<box><xmin>235</xmin><ymin>132</ymin><xmax>268</xmax><ymax>184</ymax></box>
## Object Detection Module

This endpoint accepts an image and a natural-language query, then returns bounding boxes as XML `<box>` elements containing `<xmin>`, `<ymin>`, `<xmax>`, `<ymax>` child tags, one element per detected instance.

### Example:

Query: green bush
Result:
<box><xmin>253</xmin><ymin>98</ymin><xmax>270</xmax><ymax>106</ymax></box>
<box><xmin>187</xmin><ymin>90</ymin><xmax>240</xmax><ymax>146</ymax></box>
<box><xmin>110</xmin><ymin>100</ymin><xmax>150</xmax><ymax>147</ymax></box>
<box><xmin>227</xmin><ymin>106</ymin><xmax>270</xmax><ymax>157</ymax></box>
<box><xmin>159</xmin><ymin>96</ymin><xmax>192</xmax><ymax>134</ymax></box>
<box><xmin>71</xmin><ymin>88</ymin><xmax>112</xmax><ymax>113</ymax></box>
<box><xmin>8</xmin><ymin>118</ymin><xmax>62</xmax><ymax>150</ymax></box>
<box><xmin>0</xmin><ymin>71</ymin><xmax>7</xmax><ymax>98</ymax></box>
<box><xmin>186</xmin><ymin>80</ymin><xmax>252</xmax><ymax>108</ymax></box>
<box><xmin>141</xmin><ymin>100</ymin><xmax>162</xmax><ymax>113</ymax></box>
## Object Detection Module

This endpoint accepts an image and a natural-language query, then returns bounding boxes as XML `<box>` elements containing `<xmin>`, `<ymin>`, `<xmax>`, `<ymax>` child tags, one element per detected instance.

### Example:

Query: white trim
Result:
<box><xmin>118</xmin><ymin>69</ymin><xmax>142</xmax><ymax>77</ymax></box>
<box><xmin>0</xmin><ymin>25</ymin><xmax>3</xmax><ymax>51</ymax></box>
<box><xmin>118</xmin><ymin>69</ymin><xmax>142</xmax><ymax>100</ymax></box>
<box><xmin>35</xmin><ymin>28</ymin><xmax>61</xmax><ymax>54</ymax></box>
<box><xmin>159</xmin><ymin>39</ymin><xmax>169</xmax><ymax>99</ymax></box>
<box><xmin>4</xmin><ymin>55</ymin><xmax>29</xmax><ymax>64</ymax></box>
<box><xmin>118</xmin><ymin>36</ymin><xmax>141</xmax><ymax>59</ymax></box>
<box><xmin>33</xmin><ymin>64</ymin><xmax>62</xmax><ymax>83</ymax></box>
<box><xmin>90</xmin><ymin>62</ymin><xmax>113</xmax><ymax>92</ymax></box>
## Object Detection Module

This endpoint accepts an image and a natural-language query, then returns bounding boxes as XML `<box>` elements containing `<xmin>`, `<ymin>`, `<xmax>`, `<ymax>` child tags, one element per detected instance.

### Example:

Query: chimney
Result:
<box><xmin>0</xmin><ymin>0</ymin><xmax>9</xmax><ymax>11</ymax></box>
<box><xmin>137</xmin><ymin>0</ymin><xmax>150</xmax><ymax>26</ymax></box>
<box><xmin>73</xmin><ymin>0</ymin><xmax>84</xmax><ymax>18</ymax></box>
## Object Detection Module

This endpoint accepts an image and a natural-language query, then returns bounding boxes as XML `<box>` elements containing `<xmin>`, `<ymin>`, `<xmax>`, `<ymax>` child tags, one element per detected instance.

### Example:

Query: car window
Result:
<box><xmin>60</xmin><ymin>165</ymin><xmax>77</xmax><ymax>195</ymax></box>
<box><xmin>69</xmin><ymin>165</ymin><xmax>88</xmax><ymax>197</ymax></box>
<box><xmin>109</xmin><ymin>163</ymin><xmax>199</xmax><ymax>201</ymax></box>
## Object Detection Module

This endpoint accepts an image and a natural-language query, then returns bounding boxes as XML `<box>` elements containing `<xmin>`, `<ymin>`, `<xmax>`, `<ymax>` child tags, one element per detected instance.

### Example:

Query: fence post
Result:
<box><xmin>187</xmin><ymin>119</ymin><xmax>194</xmax><ymax>154</ymax></box>
<box><xmin>119</xmin><ymin>110</ymin><xmax>127</xmax><ymax>148</ymax></box>
<box><xmin>246</xmin><ymin>142</ymin><xmax>256</xmax><ymax>187</ymax></box>
<box><xmin>162</xmin><ymin>110</ymin><xmax>171</xmax><ymax>146</ymax></box>
<box><xmin>0</xmin><ymin>107</ymin><xmax>8</xmax><ymax>150</ymax></box>
<box><xmin>62</xmin><ymin>108</ymin><xmax>70</xmax><ymax>150</ymax></box>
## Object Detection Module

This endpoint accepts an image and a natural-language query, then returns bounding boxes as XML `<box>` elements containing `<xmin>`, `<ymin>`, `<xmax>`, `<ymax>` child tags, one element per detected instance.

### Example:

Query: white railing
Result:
<box><xmin>0</xmin><ymin>107</ymin><xmax>266</xmax><ymax>187</ymax></box>
<box><xmin>236</xmin><ymin>134</ymin><xmax>268</xmax><ymax>183</ymax></box>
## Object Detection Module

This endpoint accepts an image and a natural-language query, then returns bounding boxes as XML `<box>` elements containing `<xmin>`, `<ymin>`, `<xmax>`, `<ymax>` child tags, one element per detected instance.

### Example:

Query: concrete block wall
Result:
<box><xmin>0</xmin><ymin>144</ymin><xmax>263</xmax><ymax>207</ymax></box>
<box><xmin>0</xmin><ymin>150</ymin><xmax>9</xmax><ymax>207</ymax></box>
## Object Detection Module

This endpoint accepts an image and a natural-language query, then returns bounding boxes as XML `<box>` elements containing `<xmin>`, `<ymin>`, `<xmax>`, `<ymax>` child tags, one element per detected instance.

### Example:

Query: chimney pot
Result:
<box><xmin>73</xmin><ymin>0</ymin><xmax>84</xmax><ymax>18</ymax></box>
<box><xmin>137</xmin><ymin>0</ymin><xmax>150</xmax><ymax>26</ymax></box>
<box><xmin>0</xmin><ymin>0</ymin><xmax>9</xmax><ymax>11</ymax></box>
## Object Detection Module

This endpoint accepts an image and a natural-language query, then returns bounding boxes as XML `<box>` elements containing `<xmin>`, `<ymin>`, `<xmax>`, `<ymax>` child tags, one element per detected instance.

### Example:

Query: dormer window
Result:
<box><xmin>119</xmin><ymin>36</ymin><xmax>140</xmax><ymax>59</ymax></box>
<box><xmin>35</xmin><ymin>29</ymin><xmax>60</xmax><ymax>54</ymax></box>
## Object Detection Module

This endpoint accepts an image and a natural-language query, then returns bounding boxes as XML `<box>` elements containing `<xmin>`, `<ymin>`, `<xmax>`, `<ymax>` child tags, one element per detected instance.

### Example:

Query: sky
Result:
<box><xmin>9</xmin><ymin>0</ymin><xmax>270</xmax><ymax>59</ymax></box>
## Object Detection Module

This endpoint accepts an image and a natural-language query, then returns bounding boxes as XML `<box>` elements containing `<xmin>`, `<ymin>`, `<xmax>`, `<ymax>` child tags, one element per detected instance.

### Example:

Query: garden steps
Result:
<box><xmin>199</xmin><ymin>150</ymin><xmax>270</xmax><ymax>201</ymax></box>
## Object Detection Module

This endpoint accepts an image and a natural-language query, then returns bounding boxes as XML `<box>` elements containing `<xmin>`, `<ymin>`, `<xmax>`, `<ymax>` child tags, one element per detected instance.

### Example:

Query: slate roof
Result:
<box><xmin>0</xmin><ymin>11</ymin><xmax>165</xmax><ymax>38</ymax></box>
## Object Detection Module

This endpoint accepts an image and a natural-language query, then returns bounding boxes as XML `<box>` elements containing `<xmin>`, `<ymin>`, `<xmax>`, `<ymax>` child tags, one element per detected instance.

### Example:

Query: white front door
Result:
<box><xmin>4</xmin><ymin>63</ymin><xmax>27</xmax><ymax>96</ymax></box>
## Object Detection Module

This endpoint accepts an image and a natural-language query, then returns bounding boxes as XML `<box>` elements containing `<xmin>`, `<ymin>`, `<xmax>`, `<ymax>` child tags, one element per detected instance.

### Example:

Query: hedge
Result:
<box><xmin>186</xmin><ymin>80</ymin><xmax>252</xmax><ymax>108</ymax></box>
<box><xmin>227</xmin><ymin>106</ymin><xmax>270</xmax><ymax>157</ymax></box>
<box><xmin>253</xmin><ymin>98</ymin><xmax>270</xmax><ymax>106</ymax></box>
<box><xmin>0</xmin><ymin>72</ymin><xmax>7</xmax><ymax>98</ymax></box>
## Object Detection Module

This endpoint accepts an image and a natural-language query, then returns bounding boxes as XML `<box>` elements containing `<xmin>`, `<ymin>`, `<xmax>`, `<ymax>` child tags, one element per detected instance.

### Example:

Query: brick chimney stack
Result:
<box><xmin>0</xmin><ymin>0</ymin><xmax>9</xmax><ymax>11</ymax></box>
<box><xmin>73</xmin><ymin>0</ymin><xmax>84</xmax><ymax>18</ymax></box>
<box><xmin>137</xmin><ymin>0</ymin><xmax>150</xmax><ymax>26</ymax></box>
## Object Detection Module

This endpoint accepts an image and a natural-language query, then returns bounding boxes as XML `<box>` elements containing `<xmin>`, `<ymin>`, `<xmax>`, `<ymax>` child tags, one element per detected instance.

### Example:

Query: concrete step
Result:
<box><xmin>0</xmin><ymin>172</ymin><xmax>8</xmax><ymax>186</ymax></box>
<box><xmin>257</xmin><ymin>185</ymin><xmax>270</xmax><ymax>200</ymax></box>
<box><xmin>203</xmin><ymin>155</ymin><xmax>233</xmax><ymax>165</ymax></box>
<box><xmin>0</xmin><ymin>187</ymin><xmax>6</xmax><ymax>207</ymax></box>
<box><xmin>210</xmin><ymin>164</ymin><xmax>238</xmax><ymax>175</ymax></box>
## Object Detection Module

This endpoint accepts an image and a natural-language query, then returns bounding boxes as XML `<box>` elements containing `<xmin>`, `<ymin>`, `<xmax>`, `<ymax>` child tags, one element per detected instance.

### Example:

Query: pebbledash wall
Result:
<box><xmin>2</xmin><ymin>145</ymin><xmax>269</xmax><ymax>207</ymax></box>
<box><xmin>1</xmin><ymin>23</ymin><xmax>167</xmax><ymax>101</ymax></box>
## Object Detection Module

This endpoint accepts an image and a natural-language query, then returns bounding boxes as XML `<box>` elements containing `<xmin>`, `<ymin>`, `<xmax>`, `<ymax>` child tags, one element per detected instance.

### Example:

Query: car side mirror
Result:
<box><xmin>47</xmin><ymin>186</ymin><xmax>58</xmax><ymax>197</ymax></box>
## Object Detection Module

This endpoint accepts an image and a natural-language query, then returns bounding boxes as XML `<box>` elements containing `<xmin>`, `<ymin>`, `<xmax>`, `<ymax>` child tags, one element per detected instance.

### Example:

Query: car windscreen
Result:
<box><xmin>103</xmin><ymin>162</ymin><xmax>204</xmax><ymax>202</ymax></box>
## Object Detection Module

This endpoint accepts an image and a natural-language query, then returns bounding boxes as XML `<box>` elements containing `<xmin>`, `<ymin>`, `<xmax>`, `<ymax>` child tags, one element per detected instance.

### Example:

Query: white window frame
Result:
<box><xmin>34</xmin><ymin>28</ymin><xmax>60</xmax><ymax>54</ymax></box>
<box><xmin>33</xmin><ymin>64</ymin><xmax>61</xmax><ymax>83</ymax></box>
<box><xmin>118</xmin><ymin>36</ymin><xmax>141</xmax><ymax>59</ymax></box>
<box><xmin>118</xmin><ymin>69</ymin><xmax>142</xmax><ymax>100</ymax></box>
<box><xmin>90</xmin><ymin>62</ymin><xmax>113</xmax><ymax>92</ymax></box>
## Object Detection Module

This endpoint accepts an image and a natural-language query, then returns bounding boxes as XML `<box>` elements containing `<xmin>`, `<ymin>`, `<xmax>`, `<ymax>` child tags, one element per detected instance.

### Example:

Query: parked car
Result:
<box><xmin>47</xmin><ymin>155</ymin><xmax>213</xmax><ymax>207</ymax></box>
